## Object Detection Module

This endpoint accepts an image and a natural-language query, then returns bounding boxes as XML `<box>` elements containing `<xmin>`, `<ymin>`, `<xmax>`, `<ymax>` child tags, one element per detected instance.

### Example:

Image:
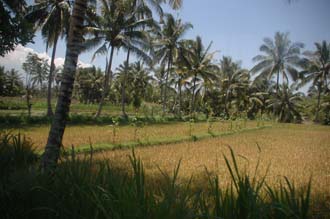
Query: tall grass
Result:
<box><xmin>0</xmin><ymin>133</ymin><xmax>324</xmax><ymax>218</ymax></box>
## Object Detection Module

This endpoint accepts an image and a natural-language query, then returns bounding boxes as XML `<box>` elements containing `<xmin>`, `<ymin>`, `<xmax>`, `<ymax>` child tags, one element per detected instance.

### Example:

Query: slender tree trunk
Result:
<box><xmin>95</xmin><ymin>46</ymin><xmax>115</xmax><ymax>117</ymax></box>
<box><xmin>47</xmin><ymin>37</ymin><xmax>58</xmax><ymax>117</ymax></box>
<box><xmin>121</xmin><ymin>49</ymin><xmax>130</xmax><ymax>117</ymax></box>
<box><xmin>276</xmin><ymin>70</ymin><xmax>280</xmax><ymax>94</ymax></box>
<box><xmin>324</xmin><ymin>70</ymin><xmax>328</xmax><ymax>92</ymax></box>
<box><xmin>315</xmin><ymin>83</ymin><xmax>322</xmax><ymax>122</ymax></box>
<box><xmin>26</xmin><ymin>86</ymin><xmax>31</xmax><ymax>117</ymax></box>
<box><xmin>178</xmin><ymin>78</ymin><xmax>182</xmax><ymax>116</ymax></box>
<box><xmin>224</xmin><ymin>88</ymin><xmax>230</xmax><ymax>118</ymax></box>
<box><xmin>190</xmin><ymin>73</ymin><xmax>197</xmax><ymax>115</ymax></box>
<box><xmin>163</xmin><ymin>52</ymin><xmax>172</xmax><ymax>116</ymax></box>
<box><xmin>41</xmin><ymin>0</ymin><xmax>87</xmax><ymax>171</ymax></box>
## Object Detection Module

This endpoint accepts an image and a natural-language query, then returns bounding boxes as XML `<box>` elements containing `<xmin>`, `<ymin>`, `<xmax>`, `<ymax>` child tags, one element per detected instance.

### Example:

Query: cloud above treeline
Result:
<box><xmin>0</xmin><ymin>45</ymin><xmax>91</xmax><ymax>75</ymax></box>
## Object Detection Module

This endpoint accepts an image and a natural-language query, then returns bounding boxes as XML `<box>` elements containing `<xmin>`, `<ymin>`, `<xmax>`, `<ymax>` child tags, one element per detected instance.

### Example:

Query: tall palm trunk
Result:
<box><xmin>315</xmin><ymin>83</ymin><xmax>322</xmax><ymax>122</ymax></box>
<box><xmin>163</xmin><ymin>52</ymin><xmax>172</xmax><ymax>115</ymax></box>
<box><xmin>178</xmin><ymin>77</ymin><xmax>182</xmax><ymax>116</ymax></box>
<box><xmin>26</xmin><ymin>86</ymin><xmax>31</xmax><ymax>117</ymax></box>
<box><xmin>190</xmin><ymin>73</ymin><xmax>197</xmax><ymax>115</ymax></box>
<box><xmin>95</xmin><ymin>46</ymin><xmax>115</xmax><ymax>117</ymax></box>
<box><xmin>224</xmin><ymin>88</ymin><xmax>230</xmax><ymax>118</ymax></box>
<box><xmin>121</xmin><ymin>49</ymin><xmax>130</xmax><ymax>117</ymax></box>
<box><xmin>276</xmin><ymin>70</ymin><xmax>280</xmax><ymax>94</ymax></box>
<box><xmin>41</xmin><ymin>0</ymin><xmax>87</xmax><ymax>171</ymax></box>
<box><xmin>46</xmin><ymin>36</ymin><xmax>58</xmax><ymax>117</ymax></box>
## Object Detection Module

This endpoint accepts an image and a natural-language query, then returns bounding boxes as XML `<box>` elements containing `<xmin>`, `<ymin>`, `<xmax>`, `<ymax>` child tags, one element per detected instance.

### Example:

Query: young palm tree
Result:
<box><xmin>177</xmin><ymin>36</ymin><xmax>218</xmax><ymax>114</ymax></box>
<box><xmin>28</xmin><ymin>0</ymin><xmax>71</xmax><ymax>117</ymax></box>
<box><xmin>300</xmin><ymin>41</ymin><xmax>330</xmax><ymax>121</ymax></box>
<box><xmin>77</xmin><ymin>66</ymin><xmax>104</xmax><ymax>104</ymax></box>
<box><xmin>30</xmin><ymin>57</ymin><xmax>49</xmax><ymax>90</ymax></box>
<box><xmin>83</xmin><ymin>0</ymin><xmax>154</xmax><ymax>117</ymax></box>
<box><xmin>251</xmin><ymin>32</ymin><xmax>304</xmax><ymax>93</ymax></box>
<box><xmin>218</xmin><ymin>56</ymin><xmax>249</xmax><ymax>117</ymax></box>
<box><xmin>266</xmin><ymin>84</ymin><xmax>303</xmax><ymax>123</ymax></box>
<box><xmin>154</xmin><ymin>14</ymin><xmax>192</xmax><ymax>114</ymax></box>
<box><xmin>42</xmin><ymin>0</ymin><xmax>87</xmax><ymax>171</ymax></box>
<box><xmin>5</xmin><ymin>68</ymin><xmax>24</xmax><ymax>96</ymax></box>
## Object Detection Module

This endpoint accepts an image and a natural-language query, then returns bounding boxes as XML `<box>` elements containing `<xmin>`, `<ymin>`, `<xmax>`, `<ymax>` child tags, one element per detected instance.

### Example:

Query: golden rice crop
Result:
<box><xmin>9</xmin><ymin>120</ymin><xmax>264</xmax><ymax>149</ymax></box>
<box><xmin>97</xmin><ymin>123</ymin><xmax>330</xmax><ymax>198</ymax></box>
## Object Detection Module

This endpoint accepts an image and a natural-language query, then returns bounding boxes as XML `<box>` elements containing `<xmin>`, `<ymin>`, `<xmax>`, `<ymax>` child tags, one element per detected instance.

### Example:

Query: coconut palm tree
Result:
<box><xmin>300</xmin><ymin>41</ymin><xmax>330</xmax><ymax>121</ymax></box>
<box><xmin>42</xmin><ymin>0</ymin><xmax>87</xmax><ymax>171</ymax></box>
<box><xmin>177</xmin><ymin>36</ymin><xmax>218</xmax><ymax>114</ymax></box>
<box><xmin>77</xmin><ymin>66</ymin><xmax>104</xmax><ymax>104</ymax></box>
<box><xmin>216</xmin><ymin>56</ymin><xmax>249</xmax><ymax>117</ymax></box>
<box><xmin>30</xmin><ymin>57</ymin><xmax>49</xmax><ymax>90</ymax></box>
<box><xmin>28</xmin><ymin>0</ymin><xmax>71</xmax><ymax>117</ymax></box>
<box><xmin>154</xmin><ymin>14</ymin><xmax>192</xmax><ymax>114</ymax></box>
<box><xmin>131</xmin><ymin>61</ymin><xmax>153</xmax><ymax>99</ymax></box>
<box><xmin>266</xmin><ymin>84</ymin><xmax>303</xmax><ymax>123</ymax></box>
<box><xmin>251</xmin><ymin>32</ymin><xmax>304</xmax><ymax>93</ymax></box>
<box><xmin>83</xmin><ymin>0</ymin><xmax>154</xmax><ymax>117</ymax></box>
<box><xmin>118</xmin><ymin>0</ymin><xmax>158</xmax><ymax>117</ymax></box>
<box><xmin>4</xmin><ymin>68</ymin><xmax>24</xmax><ymax>96</ymax></box>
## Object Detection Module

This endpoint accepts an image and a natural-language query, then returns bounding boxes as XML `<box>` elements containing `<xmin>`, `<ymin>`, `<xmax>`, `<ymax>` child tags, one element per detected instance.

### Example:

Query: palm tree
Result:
<box><xmin>154</xmin><ymin>14</ymin><xmax>192</xmax><ymax>114</ymax></box>
<box><xmin>5</xmin><ymin>68</ymin><xmax>24</xmax><ymax>96</ymax></box>
<box><xmin>83</xmin><ymin>0</ymin><xmax>154</xmax><ymax>117</ymax></box>
<box><xmin>266</xmin><ymin>84</ymin><xmax>303</xmax><ymax>123</ymax></box>
<box><xmin>165</xmin><ymin>0</ymin><xmax>182</xmax><ymax>10</ymax></box>
<box><xmin>300</xmin><ymin>41</ymin><xmax>330</xmax><ymax>121</ymax></box>
<box><xmin>119</xmin><ymin>0</ymin><xmax>157</xmax><ymax>117</ymax></box>
<box><xmin>30</xmin><ymin>57</ymin><xmax>49</xmax><ymax>89</ymax></box>
<box><xmin>22</xmin><ymin>52</ymin><xmax>40</xmax><ymax>117</ymax></box>
<box><xmin>77</xmin><ymin>66</ymin><xmax>104</xmax><ymax>104</ymax></box>
<box><xmin>28</xmin><ymin>0</ymin><xmax>71</xmax><ymax>117</ymax></box>
<box><xmin>115</xmin><ymin>61</ymin><xmax>134</xmax><ymax>108</ymax></box>
<box><xmin>251</xmin><ymin>32</ymin><xmax>304</xmax><ymax>93</ymax></box>
<box><xmin>218</xmin><ymin>56</ymin><xmax>248</xmax><ymax>117</ymax></box>
<box><xmin>177</xmin><ymin>36</ymin><xmax>218</xmax><ymax>114</ymax></box>
<box><xmin>41</xmin><ymin>0</ymin><xmax>87</xmax><ymax>171</ymax></box>
<box><xmin>131</xmin><ymin>61</ymin><xmax>153</xmax><ymax>101</ymax></box>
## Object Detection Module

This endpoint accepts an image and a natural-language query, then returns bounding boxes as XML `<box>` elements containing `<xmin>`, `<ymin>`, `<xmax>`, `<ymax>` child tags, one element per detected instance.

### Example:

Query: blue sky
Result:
<box><xmin>1</xmin><ymin>0</ymin><xmax>329</xmax><ymax>74</ymax></box>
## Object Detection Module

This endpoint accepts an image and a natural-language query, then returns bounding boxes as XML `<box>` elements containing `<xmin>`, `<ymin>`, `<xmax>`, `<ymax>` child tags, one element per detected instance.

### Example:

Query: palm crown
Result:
<box><xmin>251</xmin><ymin>32</ymin><xmax>304</xmax><ymax>93</ymax></box>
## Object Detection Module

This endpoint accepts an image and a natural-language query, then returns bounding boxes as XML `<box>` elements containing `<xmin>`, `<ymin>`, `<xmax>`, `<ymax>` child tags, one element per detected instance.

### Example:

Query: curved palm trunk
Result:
<box><xmin>46</xmin><ymin>36</ymin><xmax>58</xmax><ymax>117</ymax></box>
<box><xmin>41</xmin><ymin>0</ymin><xmax>87</xmax><ymax>171</ymax></box>
<box><xmin>163</xmin><ymin>52</ymin><xmax>172</xmax><ymax>116</ymax></box>
<box><xmin>95</xmin><ymin>46</ymin><xmax>115</xmax><ymax>118</ymax></box>
<box><xmin>121</xmin><ymin>49</ymin><xmax>130</xmax><ymax>117</ymax></box>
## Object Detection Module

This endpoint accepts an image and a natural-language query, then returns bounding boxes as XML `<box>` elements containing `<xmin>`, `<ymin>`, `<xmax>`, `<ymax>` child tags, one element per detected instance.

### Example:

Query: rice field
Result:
<box><xmin>4</xmin><ymin>121</ymin><xmax>330</xmax><ymax>200</ymax></box>
<box><xmin>5</xmin><ymin>120</ymin><xmax>268</xmax><ymax>150</ymax></box>
<box><xmin>95</xmin><ymin>123</ymin><xmax>330</xmax><ymax>199</ymax></box>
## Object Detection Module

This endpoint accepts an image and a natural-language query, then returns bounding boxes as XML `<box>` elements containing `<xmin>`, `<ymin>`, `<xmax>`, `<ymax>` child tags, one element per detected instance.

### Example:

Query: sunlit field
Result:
<box><xmin>4</xmin><ymin>120</ymin><xmax>269</xmax><ymax>150</ymax></box>
<box><xmin>96</xmin><ymin>124</ymin><xmax>330</xmax><ymax>198</ymax></box>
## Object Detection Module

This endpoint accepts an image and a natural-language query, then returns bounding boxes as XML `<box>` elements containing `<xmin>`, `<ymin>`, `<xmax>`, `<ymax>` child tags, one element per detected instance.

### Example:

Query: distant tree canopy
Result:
<box><xmin>0</xmin><ymin>0</ymin><xmax>34</xmax><ymax>56</ymax></box>
<box><xmin>0</xmin><ymin>65</ymin><xmax>24</xmax><ymax>96</ymax></box>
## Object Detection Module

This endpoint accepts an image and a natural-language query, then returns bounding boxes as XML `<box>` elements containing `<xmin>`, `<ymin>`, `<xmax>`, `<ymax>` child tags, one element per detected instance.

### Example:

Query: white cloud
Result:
<box><xmin>0</xmin><ymin>45</ymin><xmax>91</xmax><ymax>76</ymax></box>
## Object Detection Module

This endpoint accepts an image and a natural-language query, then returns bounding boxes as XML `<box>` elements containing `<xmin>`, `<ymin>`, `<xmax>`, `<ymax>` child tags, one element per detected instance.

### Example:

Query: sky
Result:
<box><xmin>0</xmin><ymin>0</ymin><xmax>329</xmax><ymax>76</ymax></box>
